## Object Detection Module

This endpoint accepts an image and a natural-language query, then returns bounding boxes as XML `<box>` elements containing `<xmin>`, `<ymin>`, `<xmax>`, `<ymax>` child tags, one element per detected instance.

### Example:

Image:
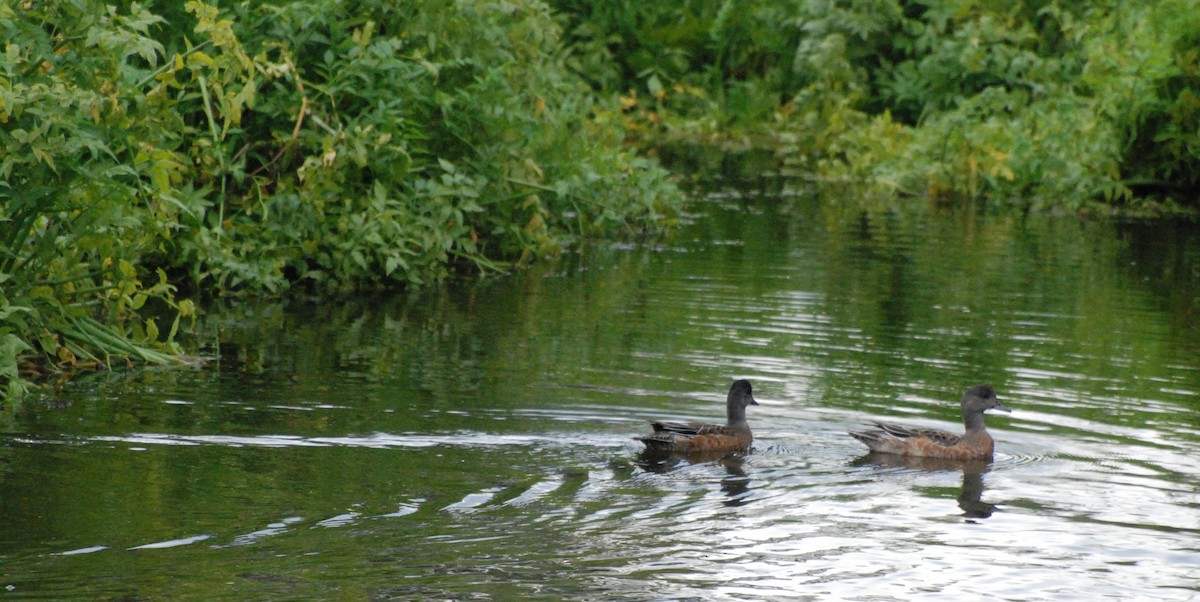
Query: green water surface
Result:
<box><xmin>2</xmin><ymin>176</ymin><xmax>1198</xmax><ymax>600</ymax></box>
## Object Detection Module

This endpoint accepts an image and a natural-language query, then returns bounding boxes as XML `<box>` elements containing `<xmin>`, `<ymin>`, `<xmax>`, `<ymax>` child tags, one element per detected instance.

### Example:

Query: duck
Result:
<box><xmin>636</xmin><ymin>380</ymin><xmax>758</xmax><ymax>453</ymax></box>
<box><xmin>848</xmin><ymin>384</ymin><xmax>1010</xmax><ymax>460</ymax></box>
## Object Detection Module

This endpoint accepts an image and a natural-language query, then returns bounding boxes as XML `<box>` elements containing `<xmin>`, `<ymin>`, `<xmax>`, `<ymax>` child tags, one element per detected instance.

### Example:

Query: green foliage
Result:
<box><xmin>803</xmin><ymin>0</ymin><xmax>1200</xmax><ymax>209</ymax></box>
<box><xmin>0</xmin><ymin>0</ymin><xmax>683</xmax><ymax>397</ymax></box>
<box><xmin>551</xmin><ymin>0</ymin><xmax>807</xmax><ymax>131</ymax></box>
<box><xmin>150</xmin><ymin>0</ymin><xmax>680</xmax><ymax>292</ymax></box>
<box><xmin>1078</xmin><ymin>1</ymin><xmax>1200</xmax><ymax>198</ymax></box>
<box><xmin>557</xmin><ymin>0</ymin><xmax>1200</xmax><ymax>212</ymax></box>
<box><xmin>0</xmin><ymin>2</ymin><xmax>193</xmax><ymax>397</ymax></box>
<box><xmin>8</xmin><ymin>0</ymin><xmax>1198</xmax><ymax>398</ymax></box>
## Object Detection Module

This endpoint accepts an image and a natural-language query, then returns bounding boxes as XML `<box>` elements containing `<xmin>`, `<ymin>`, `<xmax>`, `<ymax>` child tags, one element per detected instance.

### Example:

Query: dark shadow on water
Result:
<box><xmin>852</xmin><ymin>452</ymin><xmax>997</xmax><ymax>520</ymax></box>
<box><xmin>636</xmin><ymin>448</ymin><xmax>753</xmax><ymax>507</ymax></box>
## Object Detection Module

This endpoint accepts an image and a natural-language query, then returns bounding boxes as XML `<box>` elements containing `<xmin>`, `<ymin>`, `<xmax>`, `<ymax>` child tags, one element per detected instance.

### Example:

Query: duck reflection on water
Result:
<box><xmin>852</xmin><ymin>452</ymin><xmax>998</xmax><ymax>520</ymax></box>
<box><xmin>636</xmin><ymin>447</ymin><xmax>753</xmax><ymax>506</ymax></box>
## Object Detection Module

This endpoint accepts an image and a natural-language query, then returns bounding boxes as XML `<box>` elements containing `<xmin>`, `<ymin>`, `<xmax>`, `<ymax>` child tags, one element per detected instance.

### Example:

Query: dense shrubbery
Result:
<box><xmin>554</xmin><ymin>0</ymin><xmax>1200</xmax><ymax>211</ymax></box>
<box><xmin>5</xmin><ymin>0</ymin><xmax>1199</xmax><ymax>397</ymax></box>
<box><xmin>168</xmin><ymin>0</ymin><xmax>680</xmax><ymax>292</ymax></box>
<box><xmin>0</xmin><ymin>0</ymin><xmax>682</xmax><ymax>396</ymax></box>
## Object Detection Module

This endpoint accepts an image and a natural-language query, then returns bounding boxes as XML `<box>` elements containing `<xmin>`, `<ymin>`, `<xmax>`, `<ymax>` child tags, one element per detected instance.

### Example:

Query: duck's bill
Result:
<box><xmin>991</xmin><ymin>402</ymin><xmax>1012</xmax><ymax>413</ymax></box>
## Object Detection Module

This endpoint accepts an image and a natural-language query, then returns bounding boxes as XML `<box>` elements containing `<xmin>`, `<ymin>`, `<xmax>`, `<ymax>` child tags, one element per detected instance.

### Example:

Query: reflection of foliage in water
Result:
<box><xmin>205</xmin><ymin>182</ymin><xmax>1200</xmax><ymax>434</ymax></box>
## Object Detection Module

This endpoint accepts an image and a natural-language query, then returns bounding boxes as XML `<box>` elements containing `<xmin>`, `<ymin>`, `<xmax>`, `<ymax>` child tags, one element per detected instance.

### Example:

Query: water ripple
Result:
<box><xmin>78</xmin><ymin>431</ymin><xmax>629</xmax><ymax>450</ymax></box>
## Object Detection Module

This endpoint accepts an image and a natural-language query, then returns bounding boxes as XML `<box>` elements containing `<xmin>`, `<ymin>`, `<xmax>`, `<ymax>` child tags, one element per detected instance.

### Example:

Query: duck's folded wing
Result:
<box><xmin>871</xmin><ymin>421</ymin><xmax>961</xmax><ymax>446</ymax></box>
<box><xmin>651</xmin><ymin>421</ymin><xmax>732</xmax><ymax>436</ymax></box>
<box><xmin>635</xmin><ymin>431</ymin><xmax>687</xmax><ymax>447</ymax></box>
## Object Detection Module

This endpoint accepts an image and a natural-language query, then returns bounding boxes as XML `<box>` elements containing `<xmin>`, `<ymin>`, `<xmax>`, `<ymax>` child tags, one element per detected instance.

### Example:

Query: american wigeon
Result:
<box><xmin>849</xmin><ymin>384</ymin><xmax>1010</xmax><ymax>460</ymax></box>
<box><xmin>636</xmin><ymin>380</ymin><xmax>758</xmax><ymax>453</ymax></box>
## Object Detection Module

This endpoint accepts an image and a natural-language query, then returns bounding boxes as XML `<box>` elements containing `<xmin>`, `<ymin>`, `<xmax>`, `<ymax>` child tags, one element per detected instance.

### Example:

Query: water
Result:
<box><xmin>2</xmin><ymin>175</ymin><xmax>1198</xmax><ymax>600</ymax></box>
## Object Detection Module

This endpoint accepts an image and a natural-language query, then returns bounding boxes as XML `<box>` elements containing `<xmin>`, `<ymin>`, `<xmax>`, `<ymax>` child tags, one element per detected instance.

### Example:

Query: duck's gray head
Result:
<box><xmin>961</xmin><ymin>384</ymin><xmax>1009</xmax><ymax>414</ymax></box>
<box><xmin>728</xmin><ymin>379</ymin><xmax>758</xmax><ymax>407</ymax></box>
<box><xmin>725</xmin><ymin>379</ymin><xmax>758</xmax><ymax>424</ymax></box>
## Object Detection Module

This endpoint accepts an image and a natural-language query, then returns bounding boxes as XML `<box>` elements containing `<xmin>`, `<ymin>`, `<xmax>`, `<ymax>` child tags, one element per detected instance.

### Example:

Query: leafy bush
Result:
<box><xmin>0</xmin><ymin>0</ymin><xmax>682</xmax><ymax>397</ymax></box>
<box><xmin>550</xmin><ymin>0</ymin><xmax>807</xmax><ymax>131</ymax></box>
<box><xmin>156</xmin><ymin>0</ymin><xmax>681</xmax><ymax>292</ymax></box>
<box><xmin>0</xmin><ymin>2</ymin><xmax>193</xmax><ymax>397</ymax></box>
<box><xmin>799</xmin><ymin>0</ymin><xmax>1200</xmax><ymax>210</ymax></box>
<box><xmin>556</xmin><ymin>0</ymin><xmax>1200</xmax><ymax>212</ymax></box>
